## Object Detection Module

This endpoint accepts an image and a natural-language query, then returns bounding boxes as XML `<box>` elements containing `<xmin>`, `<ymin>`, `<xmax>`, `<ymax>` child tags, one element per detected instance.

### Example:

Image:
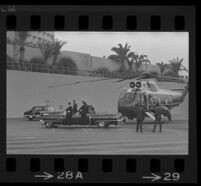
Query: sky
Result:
<box><xmin>54</xmin><ymin>32</ymin><xmax>189</xmax><ymax>75</ymax></box>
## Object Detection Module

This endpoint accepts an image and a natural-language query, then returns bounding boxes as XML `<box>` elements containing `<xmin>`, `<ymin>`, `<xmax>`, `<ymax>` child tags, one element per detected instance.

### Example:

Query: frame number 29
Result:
<box><xmin>164</xmin><ymin>172</ymin><xmax>180</xmax><ymax>181</ymax></box>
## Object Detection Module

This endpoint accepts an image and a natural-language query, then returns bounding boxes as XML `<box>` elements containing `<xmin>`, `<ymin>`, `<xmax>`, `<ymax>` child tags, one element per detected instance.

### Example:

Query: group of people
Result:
<box><xmin>65</xmin><ymin>100</ymin><xmax>89</xmax><ymax>125</ymax></box>
<box><xmin>64</xmin><ymin>98</ymin><xmax>164</xmax><ymax>130</ymax></box>
<box><xmin>136</xmin><ymin>101</ymin><xmax>163</xmax><ymax>133</ymax></box>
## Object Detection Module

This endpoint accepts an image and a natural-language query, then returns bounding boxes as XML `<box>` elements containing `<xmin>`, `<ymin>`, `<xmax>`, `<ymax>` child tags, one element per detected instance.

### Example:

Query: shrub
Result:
<box><xmin>93</xmin><ymin>67</ymin><xmax>111</xmax><ymax>77</ymax></box>
<box><xmin>163</xmin><ymin>70</ymin><xmax>178</xmax><ymax>77</ymax></box>
<box><xmin>30</xmin><ymin>57</ymin><xmax>44</xmax><ymax>64</ymax></box>
<box><xmin>57</xmin><ymin>57</ymin><xmax>77</xmax><ymax>75</ymax></box>
<box><xmin>148</xmin><ymin>70</ymin><xmax>159</xmax><ymax>76</ymax></box>
<box><xmin>94</xmin><ymin>67</ymin><xmax>110</xmax><ymax>74</ymax></box>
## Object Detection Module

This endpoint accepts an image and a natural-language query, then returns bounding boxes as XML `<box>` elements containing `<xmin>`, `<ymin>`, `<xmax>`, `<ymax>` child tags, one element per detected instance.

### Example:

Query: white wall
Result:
<box><xmin>58</xmin><ymin>51</ymin><xmax>92</xmax><ymax>71</ymax></box>
<box><xmin>7</xmin><ymin>70</ymin><xmax>188</xmax><ymax>118</ymax></box>
<box><xmin>91</xmin><ymin>56</ymin><xmax>119</xmax><ymax>72</ymax></box>
<box><xmin>133</xmin><ymin>63</ymin><xmax>161</xmax><ymax>74</ymax></box>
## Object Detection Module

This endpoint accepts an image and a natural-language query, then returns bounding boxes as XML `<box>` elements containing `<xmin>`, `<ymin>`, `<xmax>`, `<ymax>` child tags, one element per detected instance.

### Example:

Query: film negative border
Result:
<box><xmin>5</xmin><ymin>14</ymin><xmax>186</xmax><ymax>31</ymax></box>
<box><xmin>0</xmin><ymin>156</ymin><xmax>192</xmax><ymax>182</ymax></box>
<box><xmin>0</xmin><ymin>5</ymin><xmax>197</xmax><ymax>183</ymax></box>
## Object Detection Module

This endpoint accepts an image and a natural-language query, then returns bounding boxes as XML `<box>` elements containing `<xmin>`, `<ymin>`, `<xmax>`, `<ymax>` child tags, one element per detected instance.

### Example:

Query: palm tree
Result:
<box><xmin>168</xmin><ymin>57</ymin><xmax>188</xmax><ymax>76</ymax></box>
<box><xmin>156</xmin><ymin>61</ymin><xmax>168</xmax><ymax>75</ymax></box>
<box><xmin>133</xmin><ymin>54</ymin><xmax>151</xmax><ymax>74</ymax></box>
<box><xmin>108</xmin><ymin>43</ymin><xmax>132</xmax><ymax>72</ymax></box>
<box><xmin>126</xmin><ymin>51</ymin><xmax>138</xmax><ymax>73</ymax></box>
<box><xmin>38</xmin><ymin>41</ymin><xmax>53</xmax><ymax>64</ymax></box>
<box><xmin>51</xmin><ymin>40</ymin><xmax>67</xmax><ymax>65</ymax></box>
<box><xmin>18</xmin><ymin>32</ymin><xmax>29</xmax><ymax>62</ymax></box>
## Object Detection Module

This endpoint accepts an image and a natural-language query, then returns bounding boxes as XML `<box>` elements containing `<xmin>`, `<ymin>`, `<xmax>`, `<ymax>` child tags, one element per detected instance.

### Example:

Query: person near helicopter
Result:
<box><xmin>136</xmin><ymin>102</ymin><xmax>145</xmax><ymax>132</ymax></box>
<box><xmin>65</xmin><ymin>102</ymin><xmax>73</xmax><ymax>125</ymax></box>
<box><xmin>72</xmin><ymin>100</ymin><xmax>78</xmax><ymax>114</ymax></box>
<box><xmin>79</xmin><ymin>101</ymin><xmax>89</xmax><ymax>125</ymax></box>
<box><xmin>152</xmin><ymin>100</ymin><xmax>163</xmax><ymax>132</ymax></box>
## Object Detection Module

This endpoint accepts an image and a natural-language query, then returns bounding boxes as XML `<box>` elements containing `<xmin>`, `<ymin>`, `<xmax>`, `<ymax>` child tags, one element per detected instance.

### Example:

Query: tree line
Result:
<box><xmin>8</xmin><ymin>32</ymin><xmax>188</xmax><ymax>78</ymax></box>
<box><xmin>108</xmin><ymin>42</ymin><xmax>188</xmax><ymax>77</ymax></box>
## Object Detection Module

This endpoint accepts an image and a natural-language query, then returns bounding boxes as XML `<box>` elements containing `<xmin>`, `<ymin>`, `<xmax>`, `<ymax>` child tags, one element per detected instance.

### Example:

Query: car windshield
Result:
<box><xmin>32</xmin><ymin>106</ymin><xmax>43</xmax><ymax>111</ymax></box>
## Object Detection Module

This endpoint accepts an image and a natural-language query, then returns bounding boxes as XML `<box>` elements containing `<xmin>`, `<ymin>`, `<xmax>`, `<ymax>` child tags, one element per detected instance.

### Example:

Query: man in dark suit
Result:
<box><xmin>152</xmin><ymin>101</ymin><xmax>162</xmax><ymax>132</ymax></box>
<box><xmin>136</xmin><ymin>102</ymin><xmax>145</xmax><ymax>132</ymax></box>
<box><xmin>79</xmin><ymin>101</ymin><xmax>88</xmax><ymax>125</ymax></box>
<box><xmin>65</xmin><ymin>102</ymin><xmax>73</xmax><ymax>125</ymax></box>
<box><xmin>72</xmin><ymin>100</ymin><xmax>78</xmax><ymax>114</ymax></box>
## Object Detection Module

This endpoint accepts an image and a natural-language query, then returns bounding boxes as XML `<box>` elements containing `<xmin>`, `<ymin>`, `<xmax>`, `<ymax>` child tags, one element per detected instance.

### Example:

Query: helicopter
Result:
<box><xmin>48</xmin><ymin>72</ymin><xmax>188</xmax><ymax>123</ymax></box>
<box><xmin>116</xmin><ymin>73</ymin><xmax>188</xmax><ymax>121</ymax></box>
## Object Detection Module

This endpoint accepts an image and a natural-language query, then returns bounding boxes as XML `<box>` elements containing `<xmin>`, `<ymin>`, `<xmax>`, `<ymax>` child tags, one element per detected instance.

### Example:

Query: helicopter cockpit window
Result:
<box><xmin>120</xmin><ymin>92</ymin><xmax>142</xmax><ymax>102</ymax></box>
<box><xmin>119</xmin><ymin>92</ymin><xmax>126</xmax><ymax>98</ymax></box>
<box><xmin>148</xmin><ymin>82</ymin><xmax>159</xmax><ymax>92</ymax></box>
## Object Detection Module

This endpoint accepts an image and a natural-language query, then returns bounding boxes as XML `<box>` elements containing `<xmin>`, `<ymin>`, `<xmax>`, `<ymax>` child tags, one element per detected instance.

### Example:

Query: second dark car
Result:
<box><xmin>24</xmin><ymin>105</ymin><xmax>54</xmax><ymax>120</ymax></box>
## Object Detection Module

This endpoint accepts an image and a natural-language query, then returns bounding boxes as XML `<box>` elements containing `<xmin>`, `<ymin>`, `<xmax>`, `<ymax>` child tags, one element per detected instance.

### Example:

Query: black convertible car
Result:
<box><xmin>40</xmin><ymin>107</ymin><xmax>124</xmax><ymax>128</ymax></box>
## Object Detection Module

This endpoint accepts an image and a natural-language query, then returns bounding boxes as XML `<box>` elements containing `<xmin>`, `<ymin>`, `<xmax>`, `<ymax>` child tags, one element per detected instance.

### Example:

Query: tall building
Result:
<box><xmin>7</xmin><ymin>31</ymin><xmax>54</xmax><ymax>62</ymax></box>
<box><xmin>26</xmin><ymin>32</ymin><xmax>54</xmax><ymax>46</ymax></box>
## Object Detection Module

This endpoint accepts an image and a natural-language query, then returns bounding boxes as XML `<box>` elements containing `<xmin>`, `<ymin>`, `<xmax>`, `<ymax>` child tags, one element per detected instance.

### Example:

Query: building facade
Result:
<box><xmin>7</xmin><ymin>31</ymin><xmax>161</xmax><ymax>74</ymax></box>
<box><xmin>7</xmin><ymin>31</ymin><xmax>55</xmax><ymax>62</ymax></box>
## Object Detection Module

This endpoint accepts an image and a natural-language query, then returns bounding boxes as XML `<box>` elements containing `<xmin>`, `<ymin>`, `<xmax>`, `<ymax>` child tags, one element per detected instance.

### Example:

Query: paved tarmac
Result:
<box><xmin>7</xmin><ymin>115</ymin><xmax>188</xmax><ymax>155</ymax></box>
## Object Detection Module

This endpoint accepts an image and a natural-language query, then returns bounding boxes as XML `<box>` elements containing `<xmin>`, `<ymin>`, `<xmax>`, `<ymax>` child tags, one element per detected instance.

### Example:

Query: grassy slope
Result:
<box><xmin>7</xmin><ymin>70</ymin><xmax>188</xmax><ymax>119</ymax></box>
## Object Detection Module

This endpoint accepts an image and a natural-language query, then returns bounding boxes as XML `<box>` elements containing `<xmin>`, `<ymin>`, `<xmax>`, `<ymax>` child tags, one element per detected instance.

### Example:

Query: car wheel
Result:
<box><xmin>28</xmin><ymin>116</ymin><xmax>33</xmax><ymax>121</ymax></box>
<box><xmin>97</xmin><ymin>121</ymin><xmax>109</xmax><ymax>128</ymax></box>
<box><xmin>45</xmin><ymin>122</ymin><xmax>55</xmax><ymax>128</ymax></box>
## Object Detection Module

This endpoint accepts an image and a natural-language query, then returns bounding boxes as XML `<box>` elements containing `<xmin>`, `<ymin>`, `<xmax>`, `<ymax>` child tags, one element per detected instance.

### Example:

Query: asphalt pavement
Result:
<box><xmin>7</xmin><ymin>116</ymin><xmax>188</xmax><ymax>155</ymax></box>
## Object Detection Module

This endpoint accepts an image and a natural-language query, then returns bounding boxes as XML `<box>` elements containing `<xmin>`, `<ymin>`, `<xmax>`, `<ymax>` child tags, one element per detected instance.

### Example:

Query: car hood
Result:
<box><xmin>24</xmin><ymin>110</ymin><xmax>31</xmax><ymax>114</ymax></box>
<box><xmin>41</xmin><ymin>111</ymin><xmax>65</xmax><ymax>115</ymax></box>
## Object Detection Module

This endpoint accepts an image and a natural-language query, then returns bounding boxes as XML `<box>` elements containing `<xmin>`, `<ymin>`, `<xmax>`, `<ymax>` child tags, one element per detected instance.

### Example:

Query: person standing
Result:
<box><xmin>72</xmin><ymin>100</ymin><xmax>78</xmax><ymax>114</ymax></box>
<box><xmin>79</xmin><ymin>101</ymin><xmax>88</xmax><ymax>125</ymax></box>
<box><xmin>136</xmin><ymin>102</ymin><xmax>145</xmax><ymax>132</ymax></box>
<box><xmin>152</xmin><ymin>101</ymin><xmax>162</xmax><ymax>132</ymax></box>
<box><xmin>65</xmin><ymin>102</ymin><xmax>73</xmax><ymax>125</ymax></box>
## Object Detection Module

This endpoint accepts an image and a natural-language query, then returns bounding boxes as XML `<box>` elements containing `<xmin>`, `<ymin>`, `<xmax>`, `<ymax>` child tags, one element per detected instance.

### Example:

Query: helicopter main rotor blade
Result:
<box><xmin>48</xmin><ymin>78</ymin><xmax>111</xmax><ymax>88</ymax></box>
<box><xmin>48</xmin><ymin>82</ymin><xmax>80</xmax><ymax>88</ymax></box>
<box><xmin>112</xmin><ymin>74</ymin><xmax>145</xmax><ymax>83</ymax></box>
<box><xmin>48</xmin><ymin>72</ymin><xmax>186</xmax><ymax>88</ymax></box>
<box><xmin>112</xmin><ymin>72</ymin><xmax>186</xmax><ymax>83</ymax></box>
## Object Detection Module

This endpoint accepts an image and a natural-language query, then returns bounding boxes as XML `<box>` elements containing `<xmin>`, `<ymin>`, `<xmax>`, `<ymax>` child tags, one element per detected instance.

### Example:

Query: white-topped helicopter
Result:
<box><xmin>115</xmin><ymin>73</ymin><xmax>188</xmax><ymax>121</ymax></box>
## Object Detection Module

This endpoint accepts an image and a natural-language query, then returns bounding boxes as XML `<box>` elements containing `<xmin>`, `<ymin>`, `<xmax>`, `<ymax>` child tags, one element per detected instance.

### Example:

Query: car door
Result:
<box><xmin>72</xmin><ymin>113</ymin><xmax>82</xmax><ymax>124</ymax></box>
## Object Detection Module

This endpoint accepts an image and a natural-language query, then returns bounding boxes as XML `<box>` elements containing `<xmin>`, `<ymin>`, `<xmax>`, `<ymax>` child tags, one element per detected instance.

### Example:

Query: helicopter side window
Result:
<box><xmin>125</xmin><ymin>93</ymin><xmax>134</xmax><ymax>100</ymax></box>
<box><xmin>149</xmin><ymin>95</ymin><xmax>154</xmax><ymax>104</ymax></box>
<box><xmin>143</xmin><ymin>94</ymin><xmax>147</xmax><ymax>104</ymax></box>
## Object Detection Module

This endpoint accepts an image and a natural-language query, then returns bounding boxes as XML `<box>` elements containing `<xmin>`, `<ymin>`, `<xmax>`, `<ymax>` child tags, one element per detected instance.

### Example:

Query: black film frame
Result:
<box><xmin>0</xmin><ymin>4</ymin><xmax>197</xmax><ymax>183</ymax></box>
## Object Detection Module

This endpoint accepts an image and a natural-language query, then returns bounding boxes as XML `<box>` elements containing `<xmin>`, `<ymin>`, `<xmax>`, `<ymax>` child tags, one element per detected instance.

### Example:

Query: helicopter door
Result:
<box><xmin>141</xmin><ymin>93</ymin><xmax>150</xmax><ymax>110</ymax></box>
